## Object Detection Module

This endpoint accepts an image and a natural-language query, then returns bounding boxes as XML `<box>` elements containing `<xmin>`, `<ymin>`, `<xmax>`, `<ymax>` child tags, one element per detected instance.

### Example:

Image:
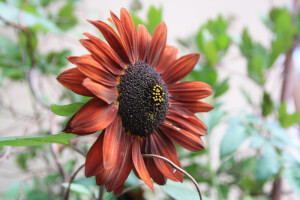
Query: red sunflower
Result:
<box><xmin>57</xmin><ymin>8</ymin><xmax>213</xmax><ymax>195</ymax></box>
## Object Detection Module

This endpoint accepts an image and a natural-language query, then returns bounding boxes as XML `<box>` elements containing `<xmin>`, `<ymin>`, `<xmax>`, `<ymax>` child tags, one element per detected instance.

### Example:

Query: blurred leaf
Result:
<box><xmin>189</xmin><ymin>68</ymin><xmax>217</xmax><ymax>86</ymax></box>
<box><xmin>214</xmin><ymin>78</ymin><xmax>229</xmax><ymax>98</ymax></box>
<box><xmin>0</xmin><ymin>2</ymin><xmax>60</xmax><ymax>32</ymax></box>
<box><xmin>284</xmin><ymin>166</ymin><xmax>300</xmax><ymax>197</ymax></box>
<box><xmin>240</xmin><ymin>28</ymin><xmax>253</xmax><ymax>58</ymax></box>
<box><xmin>62</xmin><ymin>183</ymin><xmax>92</xmax><ymax>198</ymax></box>
<box><xmin>216</xmin><ymin>33</ymin><xmax>230</xmax><ymax>50</ymax></box>
<box><xmin>247</xmin><ymin>55</ymin><xmax>265</xmax><ymax>85</ymax></box>
<box><xmin>131</xmin><ymin>13</ymin><xmax>144</xmax><ymax>29</ymax></box>
<box><xmin>161</xmin><ymin>180</ymin><xmax>209</xmax><ymax>200</ymax></box>
<box><xmin>278</xmin><ymin>102</ymin><xmax>300</xmax><ymax>128</ymax></box>
<box><xmin>241</xmin><ymin>87</ymin><xmax>254</xmax><ymax>106</ymax></box>
<box><xmin>146</xmin><ymin>5</ymin><xmax>162</xmax><ymax>34</ymax></box>
<box><xmin>51</xmin><ymin>103</ymin><xmax>84</xmax><ymax>116</ymax></box>
<box><xmin>261</xmin><ymin>91</ymin><xmax>273</xmax><ymax>117</ymax></box>
<box><xmin>3</xmin><ymin>181</ymin><xmax>30</xmax><ymax>200</ymax></box>
<box><xmin>220</xmin><ymin>118</ymin><xmax>249</xmax><ymax>159</ymax></box>
<box><xmin>55</xmin><ymin>4</ymin><xmax>78</xmax><ymax>31</ymax></box>
<box><xmin>206</xmin><ymin>104</ymin><xmax>226</xmax><ymax>134</ymax></box>
<box><xmin>264</xmin><ymin>122</ymin><xmax>291</xmax><ymax>149</ymax></box>
<box><xmin>202</xmin><ymin>40</ymin><xmax>218</xmax><ymax>67</ymax></box>
<box><xmin>0</xmin><ymin>133</ymin><xmax>75</xmax><ymax>146</ymax></box>
<box><xmin>255</xmin><ymin>143</ymin><xmax>280</xmax><ymax>181</ymax></box>
<box><xmin>249</xmin><ymin>131</ymin><xmax>266</xmax><ymax>149</ymax></box>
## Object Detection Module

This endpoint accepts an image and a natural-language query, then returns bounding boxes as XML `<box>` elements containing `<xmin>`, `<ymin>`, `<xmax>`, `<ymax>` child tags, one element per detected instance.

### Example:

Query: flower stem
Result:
<box><xmin>142</xmin><ymin>154</ymin><xmax>203</xmax><ymax>200</ymax></box>
<box><xmin>64</xmin><ymin>163</ymin><xmax>85</xmax><ymax>200</ymax></box>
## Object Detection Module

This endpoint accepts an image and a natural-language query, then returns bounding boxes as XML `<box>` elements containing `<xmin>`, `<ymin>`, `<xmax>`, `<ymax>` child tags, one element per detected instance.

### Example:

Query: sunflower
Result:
<box><xmin>57</xmin><ymin>8</ymin><xmax>213</xmax><ymax>195</ymax></box>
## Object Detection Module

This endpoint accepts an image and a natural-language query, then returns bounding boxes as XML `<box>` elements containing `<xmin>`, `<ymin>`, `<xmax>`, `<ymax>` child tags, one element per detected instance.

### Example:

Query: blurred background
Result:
<box><xmin>1</xmin><ymin>0</ymin><xmax>300</xmax><ymax>199</ymax></box>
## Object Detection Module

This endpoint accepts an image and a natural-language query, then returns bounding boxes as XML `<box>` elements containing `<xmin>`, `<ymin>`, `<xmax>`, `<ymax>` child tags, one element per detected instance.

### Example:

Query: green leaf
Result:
<box><xmin>214</xmin><ymin>78</ymin><xmax>229</xmax><ymax>98</ymax></box>
<box><xmin>240</xmin><ymin>28</ymin><xmax>253</xmax><ymax>58</ymax></box>
<box><xmin>0</xmin><ymin>2</ymin><xmax>60</xmax><ymax>32</ymax></box>
<box><xmin>264</xmin><ymin>122</ymin><xmax>291</xmax><ymax>149</ymax></box>
<box><xmin>284</xmin><ymin>166</ymin><xmax>300</xmax><ymax>197</ymax></box>
<box><xmin>220</xmin><ymin>118</ymin><xmax>249</xmax><ymax>159</ymax></box>
<box><xmin>278</xmin><ymin>102</ymin><xmax>300</xmax><ymax>128</ymax></box>
<box><xmin>62</xmin><ymin>183</ymin><xmax>92</xmax><ymax>198</ymax></box>
<box><xmin>0</xmin><ymin>133</ymin><xmax>75</xmax><ymax>146</ymax></box>
<box><xmin>205</xmin><ymin>104</ymin><xmax>226</xmax><ymax>134</ymax></box>
<box><xmin>161</xmin><ymin>180</ymin><xmax>209</xmax><ymax>200</ymax></box>
<box><xmin>261</xmin><ymin>91</ymin><xmax>273</xmax><ymax>117</ymax></box>
<box><xmin>51</xmin><ymin>103</ymin><xmax>84</xmax><ymax>116</ymax></box>
<box><xmin>202</xmin><ymin>40</ymin><xmax>218</xmax><ymax>67</ymax></box>
<box><xmin>255</xmin><ymin>143</ymin><xmax>280</xmax><ymax>181</ymax></box>
<box><xmin>3</xmin><ymin>181</ymin><xmax>30</xmax><ymax>200</ymax></box>
<box><xmin>146</xmin><ymin>5</ymin><xmax>162</xmax><ymax>34</ymax></box>
<box><xmin>55</xmin><ymin>4</ymin><xmax>78</xmax><ymax>31</ymax></box>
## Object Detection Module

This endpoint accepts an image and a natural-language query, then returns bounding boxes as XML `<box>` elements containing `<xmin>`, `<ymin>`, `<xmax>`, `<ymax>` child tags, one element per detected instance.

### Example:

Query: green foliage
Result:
<box><xmin>261</xmin><ymin>91</ymin><xmax>274</xmax><ymax>117</ymax></box>
<box><xmin>131</xmin><ymin>5</ymin><xmax>163</xmax><ymax>34</ymax></box>
<box><xmin>161</xmin><ymin>180</ymin><xmax>209</xmax><ymax>200</ymax></box>
<box><xmin>0</xmin><ymin>133</ymin><xmax>75</xmax><ymax>146</ymax></box>
<box><xmin>61</xmin><ymin>183</ymin><xmax>93</xmax><ymax>198</ymax></box>
<box><xmin>278</xmin><ymin>102</ymin><xmax>300</xmax><ymax>128</ymax></box>
<box><xmin>255</xmin><ymin>143</ymin><xmax>281</xmax><ymax>181</ymax></box>
<box><xmin>51</xmin><ymin>103</ymin><xmax>84</xmax><ymax>116</ymax></box>
<box><xmin>220</xmin><ymin>117</ymin><xmax>249</xmax><ymax>159</ymax></box>
<box><xmin>55</xmin><ymin>4</ymin><xmax>78</xmax><ymax>31</ymax></box>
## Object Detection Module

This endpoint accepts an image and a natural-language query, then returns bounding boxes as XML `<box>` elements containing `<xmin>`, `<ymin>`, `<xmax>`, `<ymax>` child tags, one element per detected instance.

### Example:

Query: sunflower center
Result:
<box><xmin>117</xmin><ymin>61</ymin><xmax>169</xmax><ymax>137</ymax></box>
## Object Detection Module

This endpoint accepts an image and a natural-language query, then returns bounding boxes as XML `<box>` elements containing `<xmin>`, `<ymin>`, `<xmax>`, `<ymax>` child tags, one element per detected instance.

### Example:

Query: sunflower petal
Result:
<box><xmin>64</xmin><ymin>98</ymin><xmax>118</xmax><ymax>134</ymax></box>
<box><xmin>83</xmin><ymin>78</ymin><xmax>117</xmax><ymax>104</ymax></box>
<box><xmin>57</xmin><ymin>68</ymin><xmax>93</xmax><ymax>96</ymax></box>
<box><xmin>106</xmin><ymin>133</ymin><xmax>133</xmax><ymax>192</ymax></box>
<box><xmin>168</xmin><ymin>81</ymin><xmax>213</xmax><ymax>101</ymax></box>
<box><xmin>150</xmin><ymin>131</ymin><xmax>183</xmax><ymax>182</ymax></box>
<box><xmin>88</xmin><ymin>20</ymin><xmax>130</xmax><ymax>64</ymax></box>
<box><xmin>110</xmin><ymin>11</ymin><xmax>134</xmax><ymax>63</ymax></box>
<box><xmin>120</xmin><ymin>8</ymin><xmax>138</xmax><ymax>62</ymax></box>
<box><xmin>137</xmin><ymin>24</ymin><xmax>151</xmax><ymax>62</ymax></box>
<box><xmin>67</xmin><ymin>55</ymin><xmax>120</xmax><ymax>86</ymax></box>
<box><xmin>102</xmin><ymin>117</ymin><xmax>122</xmax><ymax>169</ymax></box>
<box><xmin>132</xmin><ymin>138</ymin><xmax>154</xmax><ymax>191</ymax></box>
<box><xmin>161</xmin><ymin>121</ymin><xmax>205</xmax><ymax>151</ymax></box>
<box><xmin>144</xmin><ymin>138</ymin><xmax>166</xmax><ymax>185</ymax></box>
<box><xmin>162</xmin><ymin>54</ymin><xmax>200</xmax><ymax>85</ymax></box>
<box><xmin>170</xmin><ymin>99</ymin><xmax>214</xmax><ymax>113</ymax></box>
<box><xmin>168</xmin><ymin>105</ymin><xmax>207</xmax><ymax>134</ymax></box>
<box><xmin>85</xmin><ymin>133</ymin><xmax>104</xmax><ymax>177</ymax></box>
<box><xmin>147</xmin><ymin>22</ymin><xmax>167</xmax><ymax>67</ymax></box>
<box><xmin>81</xmin><ymin>34</ymin><xmax>126</xmax><ymax>72</ymax></box>
<box><xmin>156</xmin><ymin>46</ymin><xmax>178</xmax><ymax>74</ymax></box>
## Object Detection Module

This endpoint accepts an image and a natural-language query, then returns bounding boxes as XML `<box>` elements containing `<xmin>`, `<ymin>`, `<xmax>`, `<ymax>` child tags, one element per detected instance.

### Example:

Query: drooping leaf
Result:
<box><xmin>261</xmin><ymin>91</ymin><xmax>273</xmax><ymax>117</ymax></box>
<box><xmin>284</xmin><ymin>166</ymin><xmax>300</xmax><ymax>197</ymax></box>
<box><xmin>214</xmin><ymin>78</ymin><xmax>229</xmax><ymax>98</ymax></box>
<box><xmin>0</xmin><ymin>133</ymin><xmax>75</xmax><ymax>146</ymax></box>
<box><xmin>51</xmin><ymin>103</ymin><xmax>84</xmax><ymax>116</ymax></box>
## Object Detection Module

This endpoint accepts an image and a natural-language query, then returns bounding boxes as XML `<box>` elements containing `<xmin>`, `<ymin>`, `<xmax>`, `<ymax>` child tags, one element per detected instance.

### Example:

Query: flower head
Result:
<box><xmin>57</xmin><ymin>8</ymin><xmax>213</xmax><ymax>194</ymax></box>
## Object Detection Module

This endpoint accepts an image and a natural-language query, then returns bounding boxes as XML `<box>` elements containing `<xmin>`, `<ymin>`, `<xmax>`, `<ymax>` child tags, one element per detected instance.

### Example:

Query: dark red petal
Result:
<box><xmin>67</xmin><ymin>55</ymin><xmax>120</xmax><ymax>86</ymax></box>
<box><xmin>144</xmin><ymin>138</ymin><xmax>166</xmax><ymax>185</ymax></box>
<box><xmin>120</xmin><ymin>8</ymin><xmax>138</xmax><ymax>62</ymax></box>
<box><xmin>160</xmin><ymin>121</ymin><xmax>205</xmax><ymax>151</ymax></box>
<box><xmin>96</xmin><ymin>169</ymin><xmax>113</xmax><ymax>186</ymax></box>
<box><xmin>80</xmin><ymin>35</ymin><xmax>126</xmax><ymax>73</ymax></box>
<box><xmin>132</xmin><ymin>138</ymin><xmax>154</xmax><ymax>191</ymax></box>
<box><xmin>83</xmin><ymin>78</ymin><xmax>118</xmax><ymax>104</ymax></box>
<box><xmin>110</xmin><ymin>11</ymin><xmax>134</xmax><ymax>63</ymax></box>
<box><xmin>85</xmin><ymin>133</ymin><xmax>104</xmax><ymax>177</ymax></box>
<box><xmin>64</xmin><ymin>98</ymin><xmax>118</xmax><ymax>134</ymax></box>
<box><xmin>106</xmin><ymin>133</ymin><xmax>133</xmax><ymax>192</ymax></box>
<box><xmin>170</xmin><ymin>99</ymin><xmax>214</xmax><ymax>113</ymax></box>
<box><xmin>113</xmin><ymin>183</ymin><xmax>124</xmax><ymax>195</ymax></box>
<box><xmin>57</xmin><ymin>68</ymin><xmax>93</xmax><ymax>96</ymax></box>
<box><xmin>168</xmin><ymin>81</ymin><xmax>213</xmax><ymax>101</ymax></box>
<box><xmin>137</xmin><ymin>24</ymin><xmax>151</xmax><ymax>62</ymax></box>
<box><xmin>150</xmin><ymin>131</ymin><xmax>183</xmax><ymax>182</ymax></box>
<box><xmin>162</xmin><ymin>54</ymin><xmax>200</xmax><ymax>85</ymax></box>
<box><xmin>168</xmin><ymin>105</ymin><xmax>207</xmax><ymax>135</ymax></box>
<box><xmin>147</xmin><ymin>22</ymin><xmax>167</xmax><ymax>67</ymax></box>
<box><xmin>102</xmin><ymin>116</ymin><xmax>122</xmax><ymax>169</ymax></box>
<box><xmin>155</xmin><ymin>46</ymin><xmax>178</xmax><ymax>74</ymax></box>
<box><xmin>88</xmin><ymin>20</ymin><xmax>130</xmax><ymax>64</ymax></box>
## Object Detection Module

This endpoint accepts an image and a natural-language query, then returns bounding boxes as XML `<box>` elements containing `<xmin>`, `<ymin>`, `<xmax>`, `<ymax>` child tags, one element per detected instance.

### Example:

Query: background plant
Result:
<box><xmin>1</xmin><ymin>0</ymin><xmax>300</xmax><ymax>200</ymax></box>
